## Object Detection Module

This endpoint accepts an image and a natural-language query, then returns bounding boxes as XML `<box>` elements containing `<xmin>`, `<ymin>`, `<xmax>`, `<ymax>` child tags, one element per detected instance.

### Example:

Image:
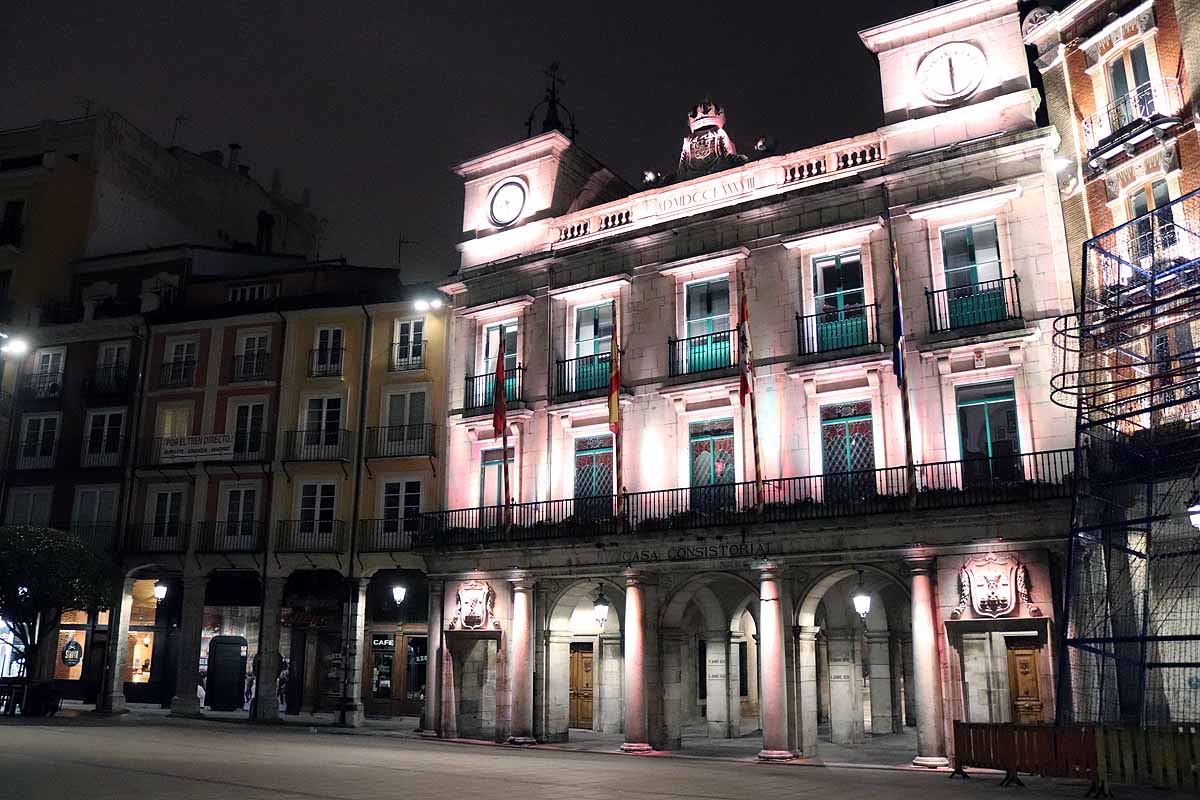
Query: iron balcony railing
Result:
<box><xmin>797</xmin><ymin>303</ymin><xmax>879</xmax><ymax>356</ymax></box>
<box><xmin>141</xmin><ymin>431</ymin><xmax>273</xmax><ymax>465</ymax></box>
<box><xmin>414</xmin><ymin>449</ymin><xmax>1073</xmax><ymax>547</ymax></box>
<box><xmin>124</xmin><ymin>522</ymin><xmax>189</xmax><ymax>553</ymax></box>
<box><xmin>389</xmin><ymin>344</ymin><xmax>424</xmax><ymax>372</ymax></box>
<box><xmin>70</xmin><ymin>524</ymin><xmax>119</xmax><ymax>551</ymax></box>
<box><xmin>556</xmin><ymin>352</ymin><xmax>611</xmax><ymax>398</ymax></box>
<box><xmin>275</xmin><ymin>519</ymin><xmax>347</xmax><ymax>553</ymax></box>
<box><xmin>926</xmin><ymin>274</ymin><xmax>1021</xmax><ymax>334</ymax></box>
<box><xmin>464</xmin><ymin>365</ymin><xmax>524</xmax><ymax>413</ymax></box>
<box><xmin>85</xmin><ymin>365</ymin><xmax>131</xmax><ymax>399</ymax></box>
<box><xmin>358</xmin><ymin>518</ymin><xmax>418</xmax><ymax>552</ymax></box>
<box><xmin>1082</xmin><ymin>79</ymin><xmax>1182</xmax><ymax>153</ymax></box>
<box><xmin>14</xmin><ymin>443</ymin><xmax>54</xmax><ymax>470</ymax></box>
<box><xmin>19</xmin><ymin>370</ymin><xmax>64</xmax><ymax>400</ymax></box>
<box><xmin>195</xmin><ymin>521</ymin><xmax>267</xmax><ymax>553</ymax></box>
<box><xmin>283</xmin><ymin>429</ymin><xmax>352</xmax><ymax>461</ymax></box>
<box><xmin>159</xmin><ymin>358</ymin><xmax>197</xmax><ymax>388</ymax></box>
<box><xmin>365</xmin><ymin>423</ymin><xmax>435</xmax><ymax>458</ymax></box>
<box><xmin>230</xmin><ymin>352</ymin><xmax>270</xmax><ymax>382</ymax></box>
<box><xmin>308</xmin><ymin>347</ymin><xmax>345</xmax><ymax>378</ymax></box>
<box><xmin>79</xmin><ymin>437</ymin><xmax>125</xmax><ymax>468</ymax></box>
<box><xmin>668</xmin><ymin>329</ymin><xmax>737</xmax><ymax>377</ymax></box>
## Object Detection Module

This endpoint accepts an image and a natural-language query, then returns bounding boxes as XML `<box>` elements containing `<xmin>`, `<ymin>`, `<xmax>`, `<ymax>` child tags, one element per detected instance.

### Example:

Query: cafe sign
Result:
<box><xmin>61</xmin><ymin>639</ymin><xmax>83</xmax><ymax>668</ymax></box>
<box><xmin>160</xmin><ymin>434</ymin><xmax>234</xmax><ymax>463</ymax></box>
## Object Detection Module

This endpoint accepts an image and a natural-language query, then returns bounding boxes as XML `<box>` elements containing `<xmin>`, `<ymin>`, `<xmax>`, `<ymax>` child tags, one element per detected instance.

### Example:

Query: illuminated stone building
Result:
<box><xmin>421</xmin><ymin>0</ymin><xmax>1078</xmax><ymax>764</ymax></box>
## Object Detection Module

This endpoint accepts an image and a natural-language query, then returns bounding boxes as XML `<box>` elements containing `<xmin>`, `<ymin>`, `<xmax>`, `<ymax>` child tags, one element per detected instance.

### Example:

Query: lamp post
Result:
<box><xmin>391</xmin><ymin>585</ymin><xmax>407</xmax><ymax>606</ymax></box>
<box><xmin>592</xmin><ymin>584</ymin><xmax>611</xmax><ymax>628</ymax></box>
<box><xmin>852</xmin><ymin>570</ymin><xmax>871</xmax><ymax>621</ymax></box>
<box><xmin>153</xmin><ymin>580</ymin><xmax>168</xmax><ymax>603</ymax></box>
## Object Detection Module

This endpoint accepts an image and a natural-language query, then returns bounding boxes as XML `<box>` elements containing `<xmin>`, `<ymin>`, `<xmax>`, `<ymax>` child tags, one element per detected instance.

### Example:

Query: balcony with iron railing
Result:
<box><xmin>308</xmin><ymin>347</ymin><xmax>345</xmax><ymax>378</ymax></box>
<box><xmin>365</xmin><ymin>424</ymin><xmax>436</xmax><ymax>458</ymax></box>
<box><xmin>79</xmin><ymin>438</ymin><xmax>125</xmax><ymax>468</ymax></box>
<box><xmin>388</xmin><ymin>344</ymin><xmax>424</xmax><ymax>372</ymax></box>
<box><xmin>230</xmin><ymin>352</ymin><xmax>270</xmax><ymax>382</ymax></box>
<box><xmin>85</xmin><ymin>365</ymin><xmax>131</xmax><ymax>400</ymax></box>
<box><xmin>283</xmin><ymin>429</ymin><xmax>352</xmax><ymax>461</ymax></box>
<box><xmin>464</xmin><ymin>366</ymin><xmax>524</xmax><ymax>414</ymax></box>
<box><xmin>796</xmin><ymin>303</ymin><xmax>880</xmax><ymax>358</ymax></box>
<box><xmin>19</xmin><ymin>370</ymin><xmax>64</xmax><ymax>400</ymax></box>
<box><xmin>358</xmin><ymin>518</ymin><xmax>418</xmax><ymax>552</ymax></box>
<box><xmin>275</xmin><ymin>519</ymin><xmax>348</xmax><ymax>553</ymax></box>
<box><xmin>159</xmin><ymin>358</ymin><xmax>197</xmax><ymax>389</ymax></box>
<box><xmin>555</xmin><ymin>352</ymin><xmax>611</xmax><ymax>399</ymax></box>
<box><xmin>13</xmin><ymin>443</ymin><xmax>55</xmax><ymax>470</ymax></box>
<box><xmin>926</xmin><ymin>274</ymin><xmax>1021</xmax><ymax>335</ymax></box>
<box><xmin>124</xmin><ymin>522</ymin><xmax>189</xmax><ymax>553</ymax></box>
<box><xmin>668</xmin><ymin>330</ymin><xmax>737</xmax><ymax>378</ymax></box>
<box><xmin>1082</xmin><ymin>79</ymin><xmax>1183</xmax><ymax>156</ymax></box>
<box><xmin>195</xmin><ymin>521</ymin><xmax>267</xmax><ymax>553</ymax></box>
<box><xmin>70</xmin><ymin>524</ymin><xmax>119</xmax><ymax>551</ymax></box>
<box><xmin>413</xmin><ymin>449</ymin><xmax>1073</xmax><ymax>549</ymax></box>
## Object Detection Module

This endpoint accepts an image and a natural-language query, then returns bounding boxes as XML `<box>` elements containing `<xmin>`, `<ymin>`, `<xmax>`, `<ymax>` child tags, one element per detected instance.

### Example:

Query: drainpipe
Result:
<box><xmin>338</xmin><ymin>302</ymin><xmax>372</xmax><ymax>726</ymax></box>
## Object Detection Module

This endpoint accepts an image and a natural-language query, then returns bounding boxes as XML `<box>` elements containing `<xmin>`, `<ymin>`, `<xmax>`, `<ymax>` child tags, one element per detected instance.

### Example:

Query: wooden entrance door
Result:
<box><xmin>569</xmin><ymin>643</ymin><xmax>594</xmax><ymax>729</ymax></box>
<box><xmin>1006</xmin><ymin>646</ymin><xmax>1043</xmax><ymax>724</ymax></box>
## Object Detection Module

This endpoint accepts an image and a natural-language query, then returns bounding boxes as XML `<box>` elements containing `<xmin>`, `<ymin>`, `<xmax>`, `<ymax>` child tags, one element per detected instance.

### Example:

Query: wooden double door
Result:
<box><xmin>1007</xmin><ymin>645</ymin><xmax>1043</xmax><ymax>725</ymax></box>
<box><xmin>568</xmin><ymin>642</ymin><xmax>594</xmax><ymax>729</ymax></box>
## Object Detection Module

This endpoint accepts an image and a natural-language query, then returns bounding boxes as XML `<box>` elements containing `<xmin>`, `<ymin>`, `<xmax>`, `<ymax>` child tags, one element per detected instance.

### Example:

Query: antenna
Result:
<box><xmin>170</xmin><ymin>113</ymin><xmax>190</xmax><ymax>146</ymax></box>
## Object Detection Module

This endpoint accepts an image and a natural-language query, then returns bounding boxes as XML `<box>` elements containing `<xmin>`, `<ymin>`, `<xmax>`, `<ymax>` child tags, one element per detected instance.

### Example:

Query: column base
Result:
<box><xmin>912</xmin><ymin>756</ymin><xmax>950</xmax><ymax>769</ymax></box>
<box><xmin>757</xmin><ymin>749</ymin><xmax>795</xmax><ymax>762</ymax></box>
<box><xmin>418</xmin><ymin>730</ymin><xmax>441</xmax><ymax>738</ymax></box>
<box><xmin>169</xmin><ymin>698</ymin><xmax>203</xmax><ymax>718</ymax></box>
<box><xmin>338</xmin><ymin>704</ymin><xmax>365</xmax><ymax>728</ymax></box>
<box><xmin>620</xmin><ymin>742</ymin><xmax>654</xmax><ymax>753</ymax></box>
<box><xmin>505</xmin><ymin>736</ymin><xmax>537</xmax><ymax>746</ymax></box>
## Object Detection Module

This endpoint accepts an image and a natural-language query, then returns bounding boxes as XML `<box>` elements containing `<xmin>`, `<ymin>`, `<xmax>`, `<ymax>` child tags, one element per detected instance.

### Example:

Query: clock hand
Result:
<box><xmin>948</xmin><ymin>57</ymin><xmax>956</xmax><ymax>92</ymax></box>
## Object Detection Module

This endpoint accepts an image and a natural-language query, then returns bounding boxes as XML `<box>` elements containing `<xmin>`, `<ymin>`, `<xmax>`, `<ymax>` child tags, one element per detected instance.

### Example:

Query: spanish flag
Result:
<box><xmin>492</xmin><ymin>338</ymin><xmax>507</xmax><ymax>438</ymax></box>
<box><xmin>608</xmin><ymin>321</ymin><xmax>620</xmax><ymax>434</ymax></box>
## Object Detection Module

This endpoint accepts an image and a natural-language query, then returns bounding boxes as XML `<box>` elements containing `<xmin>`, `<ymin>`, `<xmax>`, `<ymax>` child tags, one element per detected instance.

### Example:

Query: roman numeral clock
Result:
<box><xmin>916</xmin><ymin>41</ymin><xmax>987</xmax><ymax>106</ymax></box>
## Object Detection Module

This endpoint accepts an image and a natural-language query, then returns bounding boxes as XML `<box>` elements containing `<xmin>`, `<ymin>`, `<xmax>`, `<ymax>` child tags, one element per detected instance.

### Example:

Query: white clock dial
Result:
<box><xmin>916</xmin><ymin>42</ymin><xmax>986</xmax><ymax>105</ymax></box>
<box><xmin>489</xmin><ymin>180</ymin><xmax>526</xmax><ymax>227</ymax></box>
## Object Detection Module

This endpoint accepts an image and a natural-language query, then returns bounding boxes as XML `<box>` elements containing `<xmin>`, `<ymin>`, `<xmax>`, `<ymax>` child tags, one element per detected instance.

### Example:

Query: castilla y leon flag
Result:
<box><xmin>737</xmin><ymin>273</ymin><xmax>755</xmax><ymax>405</ymax></box>
<box><xmin>608</xmin><ymin>324</ymin><xmax>620</xmax><ymax>434</ymax></box>
<box><xmin>492</xmin><ymin>338</ymin><xmax>507</xmax><ymax>438</ymax></box>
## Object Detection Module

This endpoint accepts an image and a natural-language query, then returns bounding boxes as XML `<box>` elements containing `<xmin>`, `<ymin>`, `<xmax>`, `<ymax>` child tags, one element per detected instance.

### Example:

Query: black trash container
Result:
<box><xmin>206</xmin><ymin>636</ymin><xmax>248</xmax><ymax>711</ymax></box>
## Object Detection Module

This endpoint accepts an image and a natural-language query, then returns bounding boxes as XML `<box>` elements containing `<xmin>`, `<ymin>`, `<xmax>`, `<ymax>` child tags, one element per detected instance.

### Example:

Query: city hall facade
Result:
<box><xmin>420</xmin><ymin>0</ymin><xmax>1076</xmax><ymax>765</ymax></box>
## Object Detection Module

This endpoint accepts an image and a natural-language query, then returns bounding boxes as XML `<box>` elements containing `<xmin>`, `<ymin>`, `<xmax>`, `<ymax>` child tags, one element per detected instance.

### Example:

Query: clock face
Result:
<box><xmin>916</xmin><ymin>42</ymin><xmax>987</xmax><ymax>105</ymax></box>
<box><xmin>489</xmin><ymin>180</ymin><xmax>526</xmax><ymax>227</ymax></box>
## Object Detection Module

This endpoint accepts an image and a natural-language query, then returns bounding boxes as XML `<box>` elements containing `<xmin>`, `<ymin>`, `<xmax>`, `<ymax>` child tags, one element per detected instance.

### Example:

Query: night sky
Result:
<box><xmin>1</xmin><ymin>0</ymin><xmax>930</xmax><ymax>281</ymax></box>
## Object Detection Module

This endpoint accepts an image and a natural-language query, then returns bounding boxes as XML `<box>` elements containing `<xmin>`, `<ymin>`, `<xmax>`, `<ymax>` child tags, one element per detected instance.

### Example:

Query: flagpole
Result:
<box><xmin>884</xmin><ymin>187</ymin><xmax>917</xmax><ymax>504</ymax></box>
<box><xmin>610</xmin><ymin>298</ymin><xmax>625</xmax><ymax>531</ymax></box>
<box><xmin>736</xmin><ymin>271</ymin><xmax>765</xmax><ymax>513</ymax></box>
<box><xmin>502</xmin><ymin>422</ymin><xmax>512</xmax><ymax>534</ymax></box>
<box><xmin>749</xmin><ymin>375</ymin><xmax>764</xmax><ymax>513</ymax></box>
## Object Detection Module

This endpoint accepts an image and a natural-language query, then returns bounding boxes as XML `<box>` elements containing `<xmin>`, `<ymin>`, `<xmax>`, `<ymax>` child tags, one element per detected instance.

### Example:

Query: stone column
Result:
<box><xmin>795</xmin><ymin>624</ymin><xmax>820</xmax><ymax>757</ymax></box>
<box><xmin>506</xmin><ymin>576</ymin><xmax>536</xmax><ymax>744</ymax></box>
<box><xmin>170</xmin><ymin>575</ymin><xmax>208</xmax><ymax>717</ymax></box>
<box><xmin>757</xmin><ymin>564</ymin><xmax>793</xmax><ymax>761</ymax></box>
<box><xmin>817</xmin><ymin>634</ymin><xmax>831</xmax><ymax>724</ymax></box>
<box><xmin>96</xmin><ymin>577</ymin><xmax>135</xmax><ymax>714</ymax></box>
<box><xmin>621</xmin><ymin>570</ymin><xmax>652</xmax><ymax>752</ymax></box>
<box><xmin>422</xmin><ymin>581</ymin><xmax>444</xmax><ymax>735</ymax></box>
<box><xmin>338</xmin><ymin>577</ymin><xmax>369</xmax><ymax>728</ymax></box>
<box><xmin>252</xmin><ymin>576</ymin><xmax>286</xmax><ymax>722</ymax></box>
<box><xmin>704</xmin><ymin>630</ymin><xmax>732</xmax><ymax>738</ymax></box>
<box><xmin>866</xmin><ymin>631</ymin><xmax>894</xmax><ymax>735</ymax></box>
<box><xmin>826</xmin><ymin>629</ymin><xmax>864</xmax><ymax>744</ymax></box>
<box><xmin>910</xmin><ymin>561</ymin><xmax>948</xmax><ymax>767</ymax></box>
<box><xmin>889</xmin><ymin>633</ymin><xmax>905</xmax><ymax>732</ymax></box>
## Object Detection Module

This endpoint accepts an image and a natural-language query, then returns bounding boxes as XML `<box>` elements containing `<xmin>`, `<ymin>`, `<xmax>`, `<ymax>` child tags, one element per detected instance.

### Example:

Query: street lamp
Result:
<box><xmin>392</xmin><ymin>585</ymin><xmax>407</xmax><ymax>605</ymax></box>
<box><xmin>153</xmin><ymin>580</ymin><xmax>168</xmax><ymax>603</ymax></box>
<box><xmin>593</xmin><ymin>584</ymin><xmax>611</xmax><ymax>628</ymax></box>
<box><xmin>851</xmin><ymin>570</ymin><xmax>871</xmax><ymax>621</ymax></box>
<box><xmin>0</xmin><ymin>335</ymin><xmax>28</xmax><ymax>356</ymax></box>
<box><xmin>1188</xmin><ymin>495</ymin><xmax>1200</xmax><ymax>530</ymax></box>
<box><xmin>413</xmin><ymin>297</ymin><xmax>443</xmax><ymax>312</ymax></box>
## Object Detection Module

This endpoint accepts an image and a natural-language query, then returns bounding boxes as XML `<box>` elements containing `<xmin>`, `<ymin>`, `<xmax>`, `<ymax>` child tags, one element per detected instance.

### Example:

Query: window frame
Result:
<box><xmin>392</xmin><ymin>317</ymin><xmax>426</xmax><ymax>367</ymax></box>
<box><xmin>6</xmin><ymin>486</ymin><xmax>53</xmax><ymax>525</ymax></box>
<box><xmin>18</xmin><ymin>412</ymin><xmax>62</xmax><ymax>468</ymax></box>
<box><xmin>81</xmin><ymin>407</ymin><xmax>127</xmax><ymax>464</ymax></box>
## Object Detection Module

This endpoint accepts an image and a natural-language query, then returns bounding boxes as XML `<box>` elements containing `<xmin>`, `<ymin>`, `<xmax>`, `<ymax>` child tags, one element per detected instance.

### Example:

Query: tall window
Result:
<box><xmin>152</xmin><ymin>490</ymin><xmax>184</xmax><ymax>539</ymax></box>
<box><xmin>393</xmin><ymin>319</ymin><xmax>425</xmax><ymax>369</ymax></box>
<box><xmin>165</xmin><ymin>341</ymin><xmax>197</xmax><ymax>385</ymax></box>
<box><xmin>812</xmin><ymin>251</ymin><xmax>868</xmax><ymax>350</ymax></box>
<box><xmin>31</xmin><ymin>348</ymin><xmax>65</xmax><ymax>398</ymax></box>
<box><xmin>224</xmin><ymin>487</ymin><xmax>257</xmax><ymax>537</ymax></box>
<box><xmin>480</xmin><ymin>447</ymin><xmax>514</xmax><ymax>507</ymax></box>
<box><xmin>156</xmin><ymin>405</ymin><xmax>192</xmax><ymax>437</ymax></box>
<box><xmin>1130</xmin><ymin>179</ymin><xmax>1176</xmax><ymax>257</ymax></box>
<box><xmin>73</xmin><ymin>486</ymin><xmax>117</xmax><ymax>530</ymax></box>
<box><xmin>236</xmin><ymin>333</ymin><xmax>268</xmax><ymax>379</ymax></box>
<box><xmin>97</xmin><ymin>342</ymin><xmax>129</xmax><ymax>371</ymax></box>
<box><xmin>940</xmin><ymin>220</ymin><xmax>1005</xmax><ymax>329</ymax></box>
<box><xmin>956</xmin><ymin>380</ymin><xmax>1020</xmax><ymax>484</ymax></box>
<box><xmin>571</xmin><ymin>304</ymin><xmax>613</xmax><ymax>393</ymax></box>
<box><xmin>820</xmin><ymin>401</ymin><xmax>875</xmax><ymax>499</ymax></box>
<box><xmin>689</xmin><ymin>420</ymin><xmax>734</xmax><ymax>510</ymax></box>
<box><xmin>574</xmin><ymin>435</ymin><xmax>614</xmax><ymax>518</ymax></box>
<box><xmin>299</xmin><ymin>483</ymin><xmax>336</xmax><ymax>535</ymax></box>
<box><xmin>385</xmin><ymin>390</ymin><xmax>427</xmax><ymax>454</ymax></box>
<box><xmin>19</xmin><ymin>414</ymin><xmax>59</xmax><ymax>469</ymax></box>
<box><xmin>314</xmin><ymin>328</ymin><xmax>344</xmax><ymax>374</ymax></box>
<box><xmin>82</xmin><ymin>410</ymin><xmax>124</xmax><ymax>466</ymax></box>
<box><xmin>233</xmin><ymin>402</ymin><xmax>265</xmax><ymax>454</ymax></box>
<box><xmin>483</xmin><ymin>322</ymin><xmax>518</xmax><ymax>373</ymax></box>
<box><xmin>683</xmin><ymin>277</ymin><xmax>732</xmax><ymax>373</ymax></box>
<box><xmin>382</xmin><ymin>480</ymin><xmax>421</xmax><ymax>533</ymax></box>
<box><xmin>1107</xmin><ymin>43</ymin><xmax>1153</xmax><ymax>128</ymax></box>
<box><xmin>6</xmin><ymin>487</ymin><xmax>52</xmax><ymax>525</ymax></box>
<box><xmin>304</xmin><ymin>397</ymin><xmax>342</xmax><ymax>447</ymax></box>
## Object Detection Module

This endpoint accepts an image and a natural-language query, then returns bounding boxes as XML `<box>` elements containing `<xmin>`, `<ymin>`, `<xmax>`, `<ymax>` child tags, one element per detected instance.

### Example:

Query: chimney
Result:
<box><xmin>228</xmin><ymin>142</ymin><xmax>242</xmax><ymax>171</ymax></box>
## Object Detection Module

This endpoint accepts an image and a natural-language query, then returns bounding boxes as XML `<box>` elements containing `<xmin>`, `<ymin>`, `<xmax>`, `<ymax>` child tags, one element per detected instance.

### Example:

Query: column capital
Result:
<box><xmin>795</xmin><ymin>624</ymin><xmax>820</xmax><ymax>640</ymax></box>
<box><xmin>508</xmin><ymin>572</ymin><xmax>536</xmax><ymax>592</ymax></box>
<box><xmin>622</xmin><ymin>568</ymin><xmax>655</xmax><ymax>586</ymax></box>
<box><xmin>752</xmin><ymin>560</ymin><xmax>785</xmax><ymax>579</ymax></box>
<box><xmin>864</xmin><ymin>630</ymin><xmax>891</xmax><ymax>644</ymax></box>
<box><xmin>704</xmin><ymin>629</ymin><xmax>732</xmax><ymax>643</ymax></box>
<box><xmin>906</xmin><ymin>558</ymin><xmax>937</xmax><ymax>576</ymax></box>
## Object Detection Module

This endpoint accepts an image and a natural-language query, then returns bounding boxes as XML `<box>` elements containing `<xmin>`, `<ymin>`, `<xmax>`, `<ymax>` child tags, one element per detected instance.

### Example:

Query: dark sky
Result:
<box><xmin>0</xmin><ymin>0</ymin><xmax>930</xmax><ymax>281</ymax></box>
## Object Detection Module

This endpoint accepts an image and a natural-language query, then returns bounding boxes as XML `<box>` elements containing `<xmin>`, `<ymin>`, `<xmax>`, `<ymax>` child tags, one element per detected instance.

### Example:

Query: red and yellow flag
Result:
<box><xmin>608</xmin><ymin>322</ymin><xmax>620</xmax><ymax>434</ymax></box>
<box><xmin>492</xmin><ymin>338</ymin><xmax>507</xmax><ymax>438</ymax></box>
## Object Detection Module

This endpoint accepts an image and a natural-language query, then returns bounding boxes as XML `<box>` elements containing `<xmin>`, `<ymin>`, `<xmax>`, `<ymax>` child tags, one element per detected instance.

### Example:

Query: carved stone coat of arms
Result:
<box><xmin>951</xmin><ymin>553</ymin><xmax>1041</xmax><ymax>619</ymax></box>
<box><xmin>449</xmin><ymin>580</ymin><xmax>500</xmax><ymax>631</ymax></box>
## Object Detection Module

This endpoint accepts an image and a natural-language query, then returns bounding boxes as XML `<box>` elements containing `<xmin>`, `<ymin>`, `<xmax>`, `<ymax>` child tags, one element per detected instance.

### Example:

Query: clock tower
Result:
<box><xmin>859</xmin><ymin>0</ymin><xmax>1039</xmax><ymax>154</ymax></box>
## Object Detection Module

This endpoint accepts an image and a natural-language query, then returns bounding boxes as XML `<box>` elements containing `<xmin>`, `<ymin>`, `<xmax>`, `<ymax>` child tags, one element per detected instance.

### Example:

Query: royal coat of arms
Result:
<box><xmin>951</xmin><ymin>554</ymin><xmax>1041</xmax><ymax>619</ymax></box>
<box><xmin>449</xmin><ymin>580</ymin><xmax>500</xmax><ymax>631</ymax></box>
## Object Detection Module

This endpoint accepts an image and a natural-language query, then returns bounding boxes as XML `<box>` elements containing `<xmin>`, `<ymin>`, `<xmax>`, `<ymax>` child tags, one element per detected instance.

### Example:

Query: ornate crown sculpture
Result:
<box><xmin>688</xmin><ymin>98</ymin><xmax>726</xmax><ymax>132</ymax></box>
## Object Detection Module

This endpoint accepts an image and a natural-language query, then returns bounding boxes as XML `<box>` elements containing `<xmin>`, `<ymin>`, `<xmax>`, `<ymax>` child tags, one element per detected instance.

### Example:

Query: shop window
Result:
<box><xmin>405</xmin><ymin>636</ymin><xmax>428</xmax><ymax>703</ymax></box>
<box><xmin>53</xmin><ymin>629</ymin><xmax>86</xmax><ymax>680</ymax></box>
<box><xmin>126</xmin><ymin>631</ymin><xmax>155</xmax><ymax>683</ymax></box>
<box><xmin>59</xmin><ymin>610</ymin><xmax>88</xmax><ymax>625</ymax></box>
<box><xmin>129</xmin><ymin>579</ymin><xmax>159</xmax><ymax>626</ymax></box>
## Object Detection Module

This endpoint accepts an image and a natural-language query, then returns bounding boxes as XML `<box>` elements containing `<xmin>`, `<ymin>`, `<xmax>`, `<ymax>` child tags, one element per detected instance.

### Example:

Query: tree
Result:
<box><xmin>0</xmin><ymin>526</ymin><xmax>117</xmax><ymax>684</ymax></box>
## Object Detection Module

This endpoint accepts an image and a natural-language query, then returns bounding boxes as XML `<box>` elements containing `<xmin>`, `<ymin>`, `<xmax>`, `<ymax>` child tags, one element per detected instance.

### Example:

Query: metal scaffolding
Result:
<box><xmin>1052</xmin><ymin>187</ymin><xmax>1200</xmax><ymax>725</ymax></box>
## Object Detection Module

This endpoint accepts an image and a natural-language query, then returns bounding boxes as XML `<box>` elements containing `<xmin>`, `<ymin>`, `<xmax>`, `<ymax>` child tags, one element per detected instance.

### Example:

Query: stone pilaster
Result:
<box><xmin>704</xmin><ymin>630</ymin><xmax>733</xmax><ymax>738</ymax></box>
<box><xmin>505</xmin><ymin>575</ymin><xmax>536</xmax><ymax>744</ymax></box>
<box><xmin>795</xmin><ymin>625</ymin><xmax>820</xmax><ymax>757</ymax></box>
<box><xmin>252</xmin><ymin>576</ymin><xmax>286</xmax><ymax>722</ymax></box>
<box><xmin>170</xmin><ymin>575</ymin><xmax>208</xmax><ymax>717</ymax></box>
<box><xmin>422</xmin><ymin>581</ymin><xmax>443</xmax><ymax>735</ymax></box>
<box><xmin>865</xmin><ymin>631</ymin><xmax>894</xmax><ymax>735</ymax></box>
<box><xmin>338</xmin><ymin>577</ymin><xmax>369</xmax><ymax>728</ymax></box>
<box><xmin>96</xmin><ymin>577</ymin><xmax>135</xmax><ymax>714</ymax></box>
